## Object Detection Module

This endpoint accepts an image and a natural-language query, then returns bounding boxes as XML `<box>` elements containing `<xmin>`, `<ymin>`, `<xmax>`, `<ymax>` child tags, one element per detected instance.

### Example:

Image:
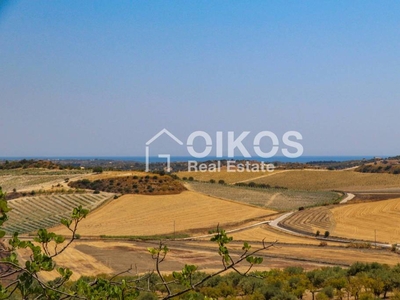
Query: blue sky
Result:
<box><xmin>0</xmin><ymin>1</ymin><xmax>399</xmax><ymax>157</ymax></box>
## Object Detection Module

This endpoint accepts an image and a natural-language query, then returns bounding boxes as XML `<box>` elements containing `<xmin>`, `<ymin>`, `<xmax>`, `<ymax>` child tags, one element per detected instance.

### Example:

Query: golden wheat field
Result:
<box><xmin>52</xmin><ymin>191</ymin><xmax>276</xmax><ymax>237</ymax></box>
<box><xmin>331</xmin><ymin>198</ymin><xmax>400</xmax><ymax>244</ymax></box>
<box><xmin>83</xmin><ymin>171</ymin><xmax>147</xmax><ymax>180</ymax></box>
<box><xmin>252</xmin><ymin>169</ymin><xmax>400</xmax><ymax>191</ymax></box>
<box><xmin>280</xmin><ymin>207</ymin><xmax>335</xmax><ymax>236</ymax></box>
<box><xmin>229</xmin><ymin>225</ymin><xmax>339</xmax><ymax>245</ymax></box>
<box><xmin>178</xmin><ymin>167</ymin><xmax>283</xmax><ymax>184</ymax></box>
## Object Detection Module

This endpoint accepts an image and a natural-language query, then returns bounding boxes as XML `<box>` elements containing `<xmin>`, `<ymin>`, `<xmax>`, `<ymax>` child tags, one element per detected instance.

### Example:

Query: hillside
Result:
<box><xmin>52</xmin><ymin>191</ymin><xmax>276</xmax><ymax>237</ymax></box>
<box><xmin>356</xmin><ymin>160</ymin><xmax>400</xmax><ymax>174</ymax></box>
<box><xmin>0</xmin><ymin>159</ymin><xmax>75</xmax><ymax>170</ymax></box>
<box><xmin>68</xmin><ymin>174</ymin><xmax>186</xmax><ymax>195</ymax></box>
<box><xmin>251</xmin><ymin>169</ymin><xmax>400</xmax><ymax>191</ymax></box>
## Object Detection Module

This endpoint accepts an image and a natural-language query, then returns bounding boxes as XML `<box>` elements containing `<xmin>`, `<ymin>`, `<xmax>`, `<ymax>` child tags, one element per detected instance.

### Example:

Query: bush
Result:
<box><xmin>321</xmin><ymin>286</ymin><xmax>334</xmax><ymax>299</ymax></box>
<box><xmin>209</xmin><ymin>179</ymin><xmax>216</xmax><ymax>184</ymax></box>
<box><xmin>188</xmin><ymin>177</ymin><xmax>194</xmax><ymax>181</ymax></box>
<box><xmin>218</xmin><ymin>180</ymin><xmax>225</xmax><ymax>185</ymax></box>
<box><xmin>316</xmin><ymin>230</ymin><xmax>320</xmax><ymax>237</ymax></box>
<box><xmin>93</xmin><ymin>166</ymin><xmax>103</xmax><ymax>173</ymax></box>
<box><xmin>324</xmin><ymin>231</ymin><xmax>330</xmax><ymax>238</ymax></box>
<box><xmin>319</xmin><ymin>241</ymin><xmax>328</xmax><ymax>247</ymax></box>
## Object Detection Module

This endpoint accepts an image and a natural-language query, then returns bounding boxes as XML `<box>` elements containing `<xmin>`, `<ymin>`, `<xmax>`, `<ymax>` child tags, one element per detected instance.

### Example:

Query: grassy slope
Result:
<box><xmin>187</xmin><ymin>181</ymin><xmax>340</xmax><ymax>211</ymax></box>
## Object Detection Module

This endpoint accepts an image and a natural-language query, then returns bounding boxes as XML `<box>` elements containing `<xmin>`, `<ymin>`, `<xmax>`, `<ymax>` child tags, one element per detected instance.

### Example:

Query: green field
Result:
<box><xmin>187</xmin><ymin>181</ymin><xmax>341</xmax><ymax>211</ymax></box>
<box><xmin>4</xmin><ymin>192</ymin><xmax>114</xmax><ymax>234</ymax></box>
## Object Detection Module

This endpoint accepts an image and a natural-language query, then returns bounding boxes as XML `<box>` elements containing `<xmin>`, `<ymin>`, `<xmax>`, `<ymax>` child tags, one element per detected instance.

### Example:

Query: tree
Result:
<box><xmin>0</xmin><ymin>186</ymin><xmax>276</xmax><ymax>299</ymax></box>
<box><xmin>92</xmin><ymin>166</ymin><xmax>103</xmax><ymax>174</ymax></box>
<box><xmin>0</xmin><ymin>187</ymin><xmax>89</xmax><ymax>299</ymax></box>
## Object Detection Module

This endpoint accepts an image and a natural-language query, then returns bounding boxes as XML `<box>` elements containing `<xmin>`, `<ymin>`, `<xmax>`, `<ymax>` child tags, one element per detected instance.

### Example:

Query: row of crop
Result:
<box><xmin>4</xmin><ymin>193</ymin><xmax>113</xmax><ymax>234</ymax></box>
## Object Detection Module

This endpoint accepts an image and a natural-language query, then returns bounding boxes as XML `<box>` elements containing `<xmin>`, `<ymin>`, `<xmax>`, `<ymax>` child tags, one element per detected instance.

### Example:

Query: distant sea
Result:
<box><xmin>0</xmin><ymin>156</ymin><xmax>377</xmax><ymax>163</ymax></box>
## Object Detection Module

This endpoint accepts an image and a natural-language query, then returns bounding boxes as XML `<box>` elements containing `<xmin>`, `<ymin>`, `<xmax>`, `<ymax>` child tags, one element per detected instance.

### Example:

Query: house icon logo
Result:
<box><xmin>145</xmin><ymin>128</ymin><xmax>183</xmax><ymax>172</ymax></box>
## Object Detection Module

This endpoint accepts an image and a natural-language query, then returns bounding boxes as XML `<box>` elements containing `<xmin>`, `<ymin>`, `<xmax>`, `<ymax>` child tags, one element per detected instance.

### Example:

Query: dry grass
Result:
<box><xmin>280</xmin><ymin>207</ymin><xmax>335</xmax><ymax>236</ymax></box>
<box><xmin>280</xmin><ymin>198</ymin><xmax>400</xmax><ymax>244</ymax></box>
<box><xmin>177</xmin><ymin>167</ymin><xmax>283</xmax><ymax>184</ymax></box>
<box><xmin>33</xmin><ymin>238</ymin><xmax>400</xmax><ymax>281</ymax></box>
<box><xmin>252</xmin><ymin>169</ymin><xmax>400</xmax><ymax>191</ymax></box>
<box><xmin>331</xmin><ymin>198</ymin><xmax>400</xmax><ymax>244</ymax></box>
<box><xmin>17</xmin><ymin>241</ymin><xmax>114</xmax><ymax>281</ymax></box>
<box><xmin>82</xmin><ymin>171</ymin><xmax>147</xmax><ymax>181</ymax></box>
<box><xmin>52</xmin><ymin>191</ymin><xmax>276</xmax><ymax>237</ymax></box>
<box><xmin>0</xmin><ymin>169</ymin><xmax>88</xmax><ymax>192</ymax></box>
<box><xmin>229</xmin><ymin>225</ymin><xmax>341</xmax><ymax>245</ymax></box>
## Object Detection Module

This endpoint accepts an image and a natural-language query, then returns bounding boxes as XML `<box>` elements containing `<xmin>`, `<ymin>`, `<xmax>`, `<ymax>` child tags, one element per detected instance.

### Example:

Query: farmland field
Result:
<box><xmin>0</xmin><ymin>169</ymin><xmax>88</xmax><ymax>192</ymax></box>
<box><xmin>177</xmin><ymin>167</ymin><xmax>283</xmax><ymax>184</ymax></box>
<box><xmin>251</xmin><ymin>169</ymin><xmax>400</xmax><ymax>191</ymax></box>
<box><xmin>4</xmin><ymin>192</ymin><xmax>114</xmax><ymax>234</ymax></box>
<box><xmin>280</xmin><ymin>207</ymin><xmax>335</xmax><ymax>235</ymax></box>
<box><xmin>7</xmin><ymin>168</ymin><xmax>400</xmax><ymax>282</ymax></box>
<box><xmin>331</xmin><ymin>198</ymin><xmax>400</xmax><ymax>244</ymax></box>
<box><xmin>52</xmin><ymin>191</ymin><xmax>276</xmax><ymax>237</ymax></box>
<box><xmin>22</xmin><ymin>238</ymin><xmax>400</xmax><ymax>281</ymax></box>
<box><xmin>187</xmin><ymin>181</ymin><xmax>341</xmax><ymax>211</ymax></box>
<box><xmin>280</xmin><ymin>198</ymin><xmax>400</xmax><ymax>244</ymax></box>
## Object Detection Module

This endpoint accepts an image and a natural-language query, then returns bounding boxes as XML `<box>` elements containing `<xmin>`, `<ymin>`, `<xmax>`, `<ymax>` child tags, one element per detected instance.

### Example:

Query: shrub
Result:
<box><xmin>315</xmin><ymin>230</ymin><xmax>320</xmax><ymax>237</ymax></box>
<box><xmin>188</xmin><ymin>177</ymin><xmax>194</xmax><ymax>181</ymax></box>
<box><xmin>319</xmin><ymin>241</ymin><xmax>328</xmax><ymax>247</ymax></box>
<box><xmin>93</xmin><ymin>166</ymin><xmax>103</xmax><ymax>173</ymax></box>
<box><xmin>218</xmin><ymin>180</ymin><xmax>225</xmax><ymax>185</ymax></box>
<box><xmin>321</xmin><ymin>286</ymin><xmax>334</xmax><ymax>299</ymax></box>
<box><xmin>210</xmin><ymin>179</ymin><xmax>216</xmax><ymax>184</ymax></box>
<box><xmin>324</xmin><ymin>231</ymin><xmax>330</xmax><ymax>238</ymax></box>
